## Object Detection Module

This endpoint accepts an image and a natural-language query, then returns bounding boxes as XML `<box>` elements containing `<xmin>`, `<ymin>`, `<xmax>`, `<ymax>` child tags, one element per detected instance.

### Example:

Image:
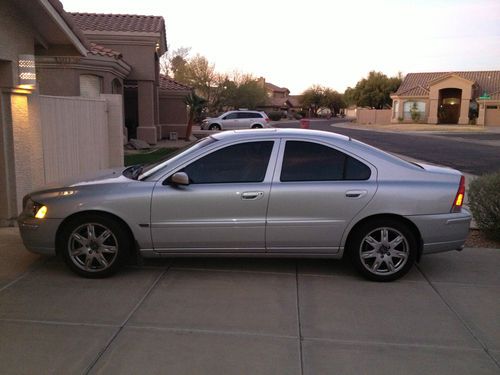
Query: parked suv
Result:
<box><xmin>201</xmin><ymin>110</ymin><xmax>271</xmax><ymax>130</ymax></box>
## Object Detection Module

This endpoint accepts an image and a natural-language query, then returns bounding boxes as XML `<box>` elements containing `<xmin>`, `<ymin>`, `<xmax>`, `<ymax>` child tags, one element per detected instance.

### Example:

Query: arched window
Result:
<box><xmin>112</xmin><ymin>78</ymin><xmax>122</xmax><ymax>95</ymax></box>
<box><xmin>80</xmin><ymin>75</ymin><xmax>102</xmax><ymax>98</ymax></box>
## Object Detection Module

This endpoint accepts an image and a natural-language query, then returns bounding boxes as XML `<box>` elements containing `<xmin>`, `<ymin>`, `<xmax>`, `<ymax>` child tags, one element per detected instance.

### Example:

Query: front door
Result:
<box><xmin>266</xmin><ymin>140</ymin><xmax>377</xmax><ymax>253</ymax></box>
<box><xmin>150</xmin><ymin>140</ymin><xmax>276</xmax><ymax>252</ymax></box>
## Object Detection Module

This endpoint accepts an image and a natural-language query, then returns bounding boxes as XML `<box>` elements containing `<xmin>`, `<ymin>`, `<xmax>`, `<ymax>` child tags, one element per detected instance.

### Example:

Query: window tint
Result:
<box><xmin>223</xmin><ymin>113</ymin><xmax>238</xmax><ymax>120</ymax></box>
<box><xmin>183</xmin><ymin>141</ymin><xmax>273</xmax><ymax>184</ymax></box>
<box><xmin>280</xmin><ymin>141</ymin><xmax>370</xmax><ymax>182</ymax></box>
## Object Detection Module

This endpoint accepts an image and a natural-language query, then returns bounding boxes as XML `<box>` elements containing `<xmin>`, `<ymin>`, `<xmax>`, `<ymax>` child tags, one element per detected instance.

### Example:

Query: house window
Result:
<box><xmin>80</xmin><ymin>75</ymin><xmax>102</xmax><ymax>98</ymax></box>
<box><xmin>112</xmin><ymin>79</ymin><xmax>122</xmax><ymax>95</ymax></box>
<box><xmin>403</xmin><ymin>101</ymin><xmax>425</xmax><ymax>120</ymax></box>
<box><xmin>393</xmin><ymin>100</ymin><xmax>399</xmax><ymax>118</ymax></box>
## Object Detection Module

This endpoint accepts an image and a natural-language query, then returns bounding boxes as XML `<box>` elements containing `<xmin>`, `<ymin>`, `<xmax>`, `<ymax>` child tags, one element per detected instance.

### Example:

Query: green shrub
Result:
<box><xmin>410</xmin><ymin>102</ymin><xmax>421</xmax><ymax>122</ymax></box>
<box><xmin>293</xmin><ymin>112</ymin><xmax>303</xmax><ymax>120</ymax></box>
<box><xmin>397</xmin><ymin>116</ymin><xmax>404</xmax><ymax>122</ymax></box>
<box><xmin>468</xmin><ymin>172</ymin><xmax>500</xmax><ymax>241</ymax></box>
<box><xmin>268</xmin><ymin>111</ymin><xmax>282</xmax><ymax>121</ymax></box>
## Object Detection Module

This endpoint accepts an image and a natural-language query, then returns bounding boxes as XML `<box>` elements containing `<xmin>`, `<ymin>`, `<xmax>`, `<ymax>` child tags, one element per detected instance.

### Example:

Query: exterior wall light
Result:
<box><xmin>18</xmin><ymin>54</ymin><xmax>36</xmax><ymax>90</ymax></box>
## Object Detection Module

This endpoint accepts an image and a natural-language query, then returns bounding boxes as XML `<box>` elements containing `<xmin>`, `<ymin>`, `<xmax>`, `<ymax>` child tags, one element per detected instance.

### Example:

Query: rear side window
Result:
<box><xmin>238</xmin><ymin>112</ymin><xmax>262</xmax><ymax>119</ymax></box>
<box><xmin>280</xmin><ymin>141</ymin><xmax>371</xmax><ymax>182</ymax></box>
<box><xmin>183</xmin><ymin>141</ymin><xmax>274</xmax><ymax>184</ymax></box>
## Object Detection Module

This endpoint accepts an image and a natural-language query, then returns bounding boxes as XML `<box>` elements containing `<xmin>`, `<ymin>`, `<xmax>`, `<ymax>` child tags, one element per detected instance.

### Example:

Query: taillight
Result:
<box><xmin>265</xmin><ymin>117</ymin><xmax>270</xmax><ymax>123</ymax></box>
<box><xmin>451</xmin><ymin>175</ymin><xmax>465</xmax><ymax>213</ymax></box>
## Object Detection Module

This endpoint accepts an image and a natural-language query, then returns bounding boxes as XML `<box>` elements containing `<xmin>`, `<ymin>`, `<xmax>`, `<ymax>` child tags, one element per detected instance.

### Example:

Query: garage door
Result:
<box><xmin>485</xmin><ymin>105</ymin><xmax>500</xmax><ymax>126</ymax></box>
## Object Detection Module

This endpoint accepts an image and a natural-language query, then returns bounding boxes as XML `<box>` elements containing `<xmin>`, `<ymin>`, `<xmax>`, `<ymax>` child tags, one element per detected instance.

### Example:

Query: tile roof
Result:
<box><xmin>47</xmin><ymin>0</ymin><xmax>90</xmax><ymax>49</ymax></box>
<box><xmin>88</xmin><ymin>43</ymin><xmax>122</xmax><ymax>59</ymax></box>
<box><xmin>70</xmin><ymin>12</ymin><xmax>165</xmax><ymax>33</ymax></box>
<box><xmin>395</xmin><ymin>71</ymin><xmax>500</xmax><ymax>97</ymax></box>
<box><xmin>159</xmin><ymin>75</ymin><xmax>192</xmax><ymax>91</ymax></box>
<box><xmin>265</xmin><ymin>82</ymin><xmax>289</xmax><ymax>93</ymax></box>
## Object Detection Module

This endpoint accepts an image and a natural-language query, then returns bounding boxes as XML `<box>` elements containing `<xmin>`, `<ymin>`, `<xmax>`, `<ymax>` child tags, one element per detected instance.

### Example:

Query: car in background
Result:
<box><xmin>201</xmin><ymin>110</ymin><xmax>270</xmax><ymax>130</ymax></box>
<box><xmin>18</xmin><ymin>129</ymin><xmax>471</xmax><ymax>281</ymax></box>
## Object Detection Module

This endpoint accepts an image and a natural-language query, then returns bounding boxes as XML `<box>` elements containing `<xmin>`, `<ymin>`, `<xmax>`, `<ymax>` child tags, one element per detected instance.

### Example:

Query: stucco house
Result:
<box><xmin>36</xmin><ymin>11</ymin><xmax>192</xmax><ymax>143</ymax></box>
<box><xmin>391</xmin><ymin>71</ymin><xmax>500</xmax><ymax>126</ymax></box>
<box><xmin>258</xmin><ymin>78</ymin><xmax>302</xmax><ymax>114</ymax></box>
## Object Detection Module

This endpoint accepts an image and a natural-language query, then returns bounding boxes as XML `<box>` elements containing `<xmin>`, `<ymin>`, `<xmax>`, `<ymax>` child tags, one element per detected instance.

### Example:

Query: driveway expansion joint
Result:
<box><xmin>417</xmin><ymin>264</ymin><xmax>500</xmax><ymax>370</ymax></box>
<box><xmin>295</xmin><ymin>262</ymin><xmax>305</xmax><ymax>375</ymax></box>
<box><xmin>83</xmin><ymin>264</ymin><xmax>172</xmax><ymax>375</ymax></box>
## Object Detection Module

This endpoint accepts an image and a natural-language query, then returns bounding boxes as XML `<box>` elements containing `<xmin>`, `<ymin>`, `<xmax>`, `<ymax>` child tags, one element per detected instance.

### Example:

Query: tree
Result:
<box><xmin>322</xmin><ymin>88</ymin><xmax>345</xmax><ymax>116</ymax></box>
<box><xmin>343</xmin><ymin>71</ymin><xmax>402</xmax><ymax>109</ymax></box>
<box><xmin>301</xmin><ymin>85</ymin><xmax>325</xmax><ymax>116</ymax></box>
<box><xmin>159</xmin><ymin>46</ymin><xmax>191</xmax><ymax>76</ymax></box>
<box><xmin>300</xmin><ymin>85</ymin><xmax>345</xmax><ymax>117</ymax></box>
<box><xmin>184</xmin><ymin>92</ymin><xmax>207</xmax><ymax>139</ymax></box>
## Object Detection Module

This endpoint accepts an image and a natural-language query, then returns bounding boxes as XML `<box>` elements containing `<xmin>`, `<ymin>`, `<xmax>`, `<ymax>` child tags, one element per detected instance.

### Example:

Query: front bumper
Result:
<box><xmin>17</xmin><ymin>215</ymin><xmax>62</xmax><ymax>256</ymax></box>
<box><xmin>406</xmin><ymin>209</ymin><xmax>472</xmax><ymax>255</ymax></box>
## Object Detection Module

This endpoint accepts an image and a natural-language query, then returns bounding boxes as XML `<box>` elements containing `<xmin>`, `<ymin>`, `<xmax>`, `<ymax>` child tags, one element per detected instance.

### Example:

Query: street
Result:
<box><xmin>273</xmin><ymin>119</ymin><xmax>500</xmax><ymax>175</ymax></box>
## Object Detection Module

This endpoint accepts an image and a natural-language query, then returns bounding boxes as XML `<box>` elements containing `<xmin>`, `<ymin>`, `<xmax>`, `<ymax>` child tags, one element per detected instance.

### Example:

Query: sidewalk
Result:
<box><xmin>1</xmin><ymin>227</ymin><xmax>499</xmax><ymax>374</ymax></box>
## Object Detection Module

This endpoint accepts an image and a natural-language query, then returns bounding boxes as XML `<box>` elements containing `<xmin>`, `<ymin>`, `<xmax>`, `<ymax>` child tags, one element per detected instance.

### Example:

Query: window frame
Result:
<box><xmin>275</xmin><ymin>139</ymin><xmax>373</xmax><ymax>183</ymax></box>
<box><xmin>162</xmin><ymin>139</ymin><xmax>278</xmax><ymax>185</ymax></box>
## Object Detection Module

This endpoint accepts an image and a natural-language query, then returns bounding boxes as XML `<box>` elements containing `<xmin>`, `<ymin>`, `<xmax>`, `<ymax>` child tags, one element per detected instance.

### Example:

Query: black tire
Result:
<box><xmin>208</xmin><ymin>124</ymin><xmax>221</xmax><ymax>131</ymax></box>
<box><xmin>251</xmin><ymin>124</ymin><xmax>263</xmax><ymax>129</ymax></box>
<box><xmin>348</xmin><ymin>218</ymin><xmax>417</xmax><ymax>282</ymax></box>
<box><xmin>58</xmin><ymin>213</ymin><xmax>131</xmax><ymax>278</ymax></box>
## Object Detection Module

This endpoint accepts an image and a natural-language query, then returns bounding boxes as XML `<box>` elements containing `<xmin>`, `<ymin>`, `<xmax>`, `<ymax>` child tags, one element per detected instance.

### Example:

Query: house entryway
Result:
<box><xmin>438</xmin><ymin>88</ymin><xmax>462</xmax><ymax>124</ymax></box>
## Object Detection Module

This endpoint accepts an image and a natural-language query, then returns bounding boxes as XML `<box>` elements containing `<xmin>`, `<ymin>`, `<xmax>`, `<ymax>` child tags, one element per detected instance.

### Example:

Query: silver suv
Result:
<box><xmin>201</xmin><ymin>110</ymin><xmax>271</xmax><ymax>130</ymax></box>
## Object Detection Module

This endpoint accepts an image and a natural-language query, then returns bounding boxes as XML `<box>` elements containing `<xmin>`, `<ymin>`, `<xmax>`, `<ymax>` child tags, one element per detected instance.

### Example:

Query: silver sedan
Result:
<box><xmin>18</xmin><ymin>129</ymin><xmax>471</xmax><ymax>281</ymax></box>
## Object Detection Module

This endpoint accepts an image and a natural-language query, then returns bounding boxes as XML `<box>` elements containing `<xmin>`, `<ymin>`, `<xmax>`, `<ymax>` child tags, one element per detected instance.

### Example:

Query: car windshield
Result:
<box><xmin>131</xmin><ymin>136</ymin><xmax>218</xmax><ymax>181</ymax></box>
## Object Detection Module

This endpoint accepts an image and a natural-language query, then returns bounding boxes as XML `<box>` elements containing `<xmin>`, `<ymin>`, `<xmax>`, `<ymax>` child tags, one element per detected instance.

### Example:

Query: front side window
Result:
<box><xmin>222</xmin><ymin>113</ymin><xmax>238</xmax><ymax>120</ymax></box>
<box><xmin>280</xmin><ymin>141</ymin><xmax>371</xmax><ymax>182</ymax></box>
<box><xmin>182</xmin><ymin>141</ymin><xmax>274</xmax><ymax>184</ymax></box>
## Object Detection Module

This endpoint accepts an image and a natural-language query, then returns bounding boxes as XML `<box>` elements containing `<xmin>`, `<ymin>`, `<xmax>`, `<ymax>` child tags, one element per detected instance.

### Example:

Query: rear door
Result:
<box><xmin>266</xmin><ymin>139</ymin><xmax>377</xmax><ymax>253</ymax></box>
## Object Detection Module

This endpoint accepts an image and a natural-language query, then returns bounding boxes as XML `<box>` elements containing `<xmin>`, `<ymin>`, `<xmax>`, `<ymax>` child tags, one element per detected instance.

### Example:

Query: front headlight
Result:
<box><xmin>25</xmin><ymin>199</ymin><xmax>48</xmax><ymax>219</ymax></box>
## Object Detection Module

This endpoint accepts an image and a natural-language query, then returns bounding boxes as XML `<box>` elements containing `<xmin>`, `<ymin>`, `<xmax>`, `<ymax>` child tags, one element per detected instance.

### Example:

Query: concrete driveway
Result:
<box><xmin>1</xmin><ymin>227</ymin><xmax>499</xmax><ymax>375</ymax></box>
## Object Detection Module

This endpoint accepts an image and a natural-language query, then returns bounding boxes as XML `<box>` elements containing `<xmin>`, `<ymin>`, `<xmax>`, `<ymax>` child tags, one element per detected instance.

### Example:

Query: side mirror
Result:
<box><xmin>171</xmin><ymin>172</ymin><xmax>190</xmax><ymax>185</ymax></box>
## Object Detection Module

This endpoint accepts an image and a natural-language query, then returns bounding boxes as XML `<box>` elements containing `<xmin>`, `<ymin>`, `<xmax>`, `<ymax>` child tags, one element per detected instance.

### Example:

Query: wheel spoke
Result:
<box><xmin>385</xmin><ymin>257</ymin><xmax>395</xmax><ymax>272</ymax></box>
<box><xmin>371</xmin><ymin>258</ymin><xmax>382</xmax><ymax>272</ymax></box>
<box><xmin>389</xmin><ymin>235</ymin><xmax>403</xmax><ymax>249</ymax></box>
<box><xmin>71</xmin><ymin>247</ymin><xmax>86</xmax><ymax>257</ymax></box>
<box><xmin>97</xmin><ymin>230</ymin><xmax>112</xmax><ymax>244</ymax></box>
<box><xmin>381</xmin><ymin>229</ymin><xmax>389</xmax><ymax>245</ymax></box>
<box><xmin>361</xmin><ymin>250</ymin><xmax>377</xmax><ymax>259</ymax></box>
<box><xmin>84</xmin><ymin>255</ymin><xmax>93</xmax><ymax>270</ymax></box>
<box><xmin>87</xmin><ymin>224</ymin><xmax>96</xmax><ymax>241</ymax></box>
<box><xmin>365</xmin><ymin>236</ymin><xmax>380</xmax><ymax>249</ymax></box>
<box><xmin>72</xmin><ymin>233</ymin><xmax>88</xmax><ymax>247</ymax></box>
<box><xmin>95</xmin><ymin>254</ymin><xmax>109</xmax><ymax>268</ymax></box>
<box><xmin>391</xmin><ymin>249</ymin><xmax>408</xmax><ymax>259</ymax></box>
<box><xmin>100</xmin><ymin>245</ymin><xmax>117</xmax><ymax>254</ymax></box>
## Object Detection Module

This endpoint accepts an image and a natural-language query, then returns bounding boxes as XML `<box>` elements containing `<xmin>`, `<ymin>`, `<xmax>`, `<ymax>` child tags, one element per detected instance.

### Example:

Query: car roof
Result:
<box><xmin>212</xmin><ymin>128</ymin><xmax>350</xmax><ymax>142</ymax></box>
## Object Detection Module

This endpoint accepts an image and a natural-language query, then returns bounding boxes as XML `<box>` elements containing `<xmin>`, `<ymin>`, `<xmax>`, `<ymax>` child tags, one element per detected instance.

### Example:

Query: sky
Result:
<box><xmin>63</xmin><ymin>0</ymin><xmax>500</xmax><ymax>94</ymax></box>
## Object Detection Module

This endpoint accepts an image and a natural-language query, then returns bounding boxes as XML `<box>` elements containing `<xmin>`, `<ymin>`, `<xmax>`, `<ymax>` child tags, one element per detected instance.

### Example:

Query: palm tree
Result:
<box><xmin>184</xmin><ymin>92</ymin><xmax>206</xmax><ymax>140</ymax></box>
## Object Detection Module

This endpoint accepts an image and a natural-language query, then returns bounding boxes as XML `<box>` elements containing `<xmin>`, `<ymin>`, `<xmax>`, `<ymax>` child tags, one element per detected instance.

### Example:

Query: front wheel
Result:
<box><xmin>208</xmin><ymin>124</ymin><xmax>221</xmax><ymax>131</ymax></box>
<box><xmin>349</xmin><ymin>219</ymin><xmax>417</xmax><ymax>282</ymax></box>
<box><xmin>58</xmin><ymin>214</ymin><xmax>131</xmax><ymax>278</ymax></box>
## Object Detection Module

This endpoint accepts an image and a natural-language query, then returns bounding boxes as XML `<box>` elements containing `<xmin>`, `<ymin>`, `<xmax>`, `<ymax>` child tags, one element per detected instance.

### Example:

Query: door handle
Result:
<box><xmin>241</xmin><ymin>191</ymin><xmax>264</xmax><ymax>200</ymax></box>
<box><xmin>345</xmin><ymin>190</ymin><xmax>367</xmax><ymax>198</ymax></box>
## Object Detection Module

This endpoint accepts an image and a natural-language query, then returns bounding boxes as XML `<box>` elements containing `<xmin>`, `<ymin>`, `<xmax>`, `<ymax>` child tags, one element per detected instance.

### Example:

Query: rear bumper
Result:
<box><xmin>405</xmin><ymin>209</ymin><xmax>471</xmax><ymax>255</ymax></box>
<box><xmin>17</xmin><ymin>215</ymin><xmax>61</xmax><ymax>256</ymax></box>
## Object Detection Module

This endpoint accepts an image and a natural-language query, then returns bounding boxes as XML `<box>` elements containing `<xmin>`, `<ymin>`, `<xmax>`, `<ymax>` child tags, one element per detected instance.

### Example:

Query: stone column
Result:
<box><xmin>136</xmin><ymin>80</ymin><xmax>157</xmax><ymax>144</ymax></box>
<box><xmin>428</xmin><ymin>99</ymin><xmax>439</xmax><ymax>124</ymax></box>
<box><xmin>458</xmin><ymin>99</ymin><xmax>470</xmax><ymax>125</ymax></box>
<box><xmin>477</xmin><ymin>102</ymin><xmax>486</xmax><ymax>126</ymax></box>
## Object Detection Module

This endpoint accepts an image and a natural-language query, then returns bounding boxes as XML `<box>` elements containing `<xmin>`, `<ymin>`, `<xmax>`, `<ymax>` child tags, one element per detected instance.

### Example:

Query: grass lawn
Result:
<box><xmin>124</xmin><ymin>148</ymin><xmax>177</xmax><ymax>166</ymax></box>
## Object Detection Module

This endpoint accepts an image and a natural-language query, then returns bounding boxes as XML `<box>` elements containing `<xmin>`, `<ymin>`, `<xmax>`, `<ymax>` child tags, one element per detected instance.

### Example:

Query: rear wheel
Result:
<box><xmin>208</xmin><ymin>124</ymin><xmax>221</xmax><ymax>130</ymax></box>
<box><xmin>349</xmin><ymin>219</ymin><xmax>417</xmax><ymax>281</ymax></box>
<box><xmin>251</xmin><ymin>124</ymin><xmax>263</xmax><ymax>129</ymax></box>
<box><xmin>58</xmin><ymin>214</ymin><xmax>130</xmax><ymax>278</ymax></box>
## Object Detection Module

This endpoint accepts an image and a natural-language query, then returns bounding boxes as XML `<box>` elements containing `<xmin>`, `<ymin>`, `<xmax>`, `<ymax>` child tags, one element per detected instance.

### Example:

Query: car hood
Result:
<box><xmin>28</xmin><ymin>167</ymin><xmax>131</xmax><ymax>196</ymax></box>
